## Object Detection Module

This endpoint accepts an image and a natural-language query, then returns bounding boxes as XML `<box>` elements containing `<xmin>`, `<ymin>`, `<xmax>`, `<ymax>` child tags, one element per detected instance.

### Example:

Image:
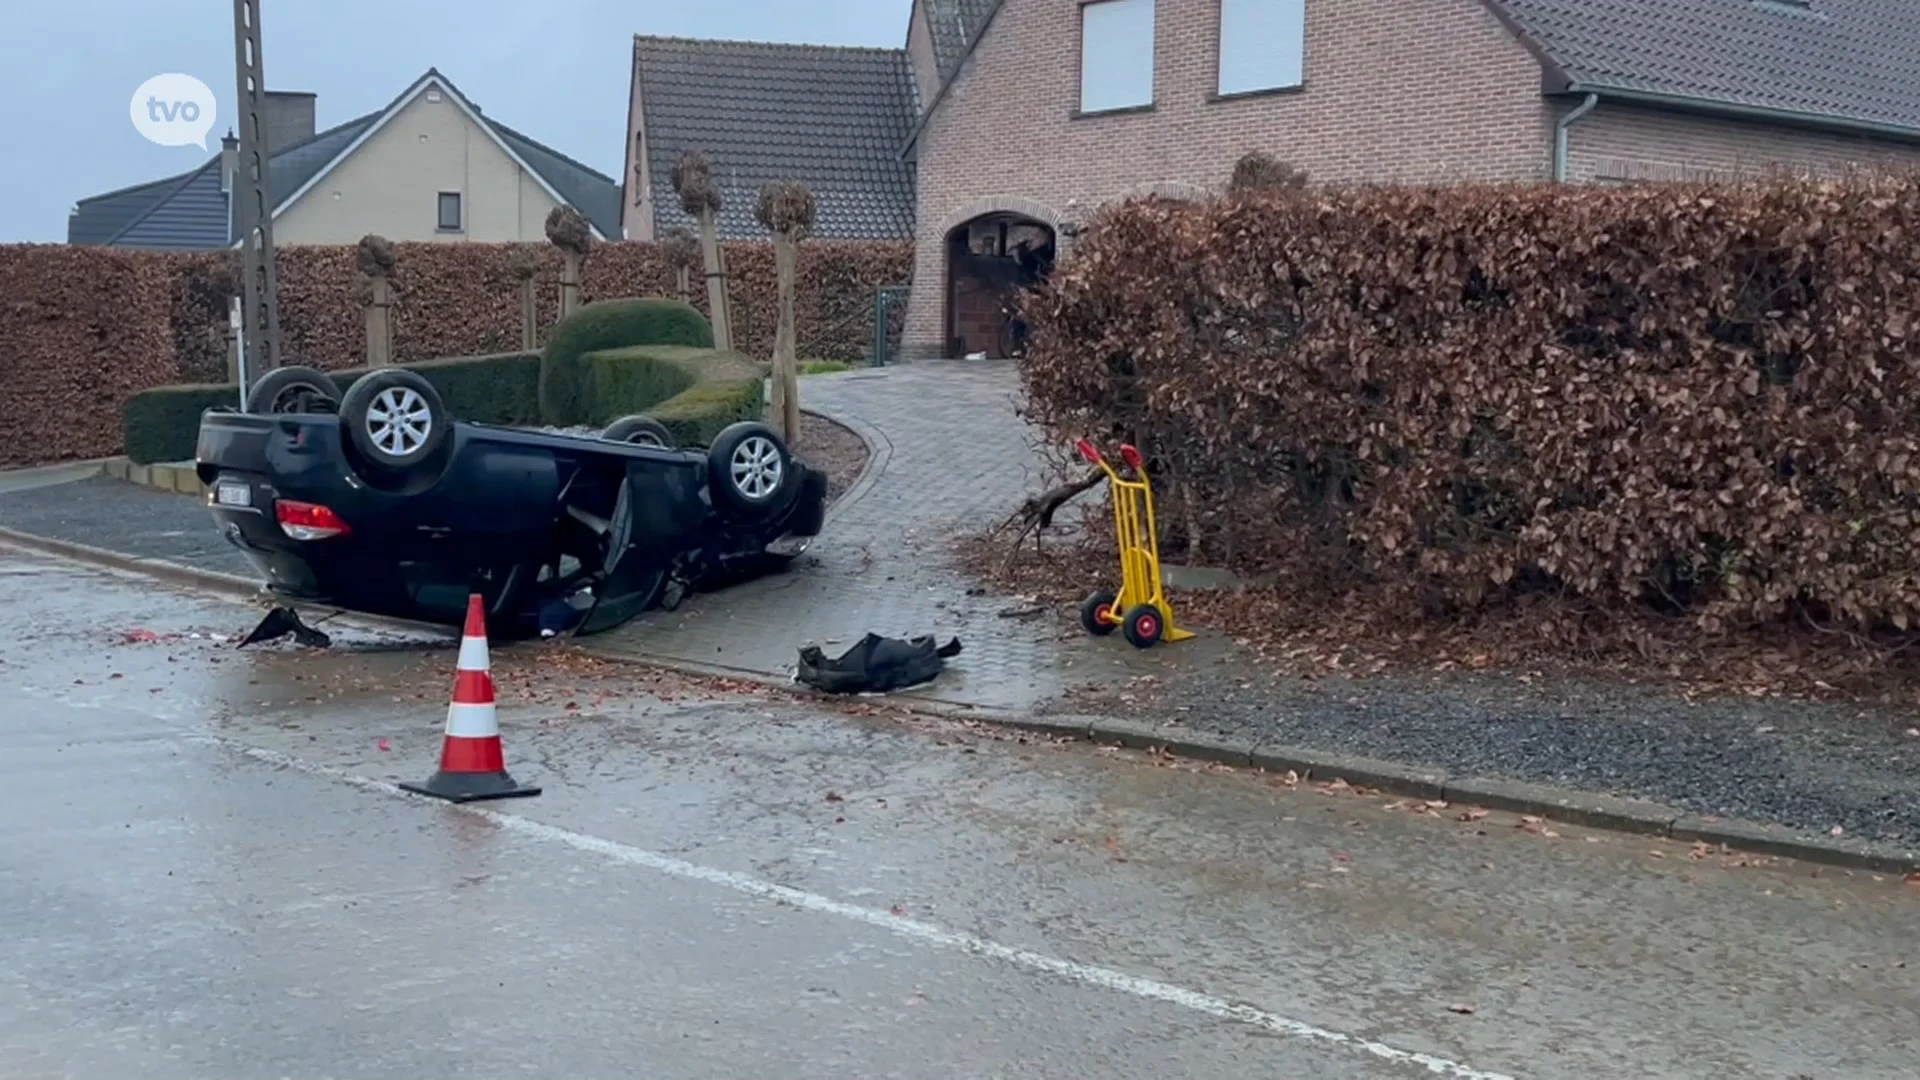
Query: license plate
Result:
<box><xmin>215</xmin><ymin>481</ymin><xmax>252</xmax><ymax>508</ymax></box>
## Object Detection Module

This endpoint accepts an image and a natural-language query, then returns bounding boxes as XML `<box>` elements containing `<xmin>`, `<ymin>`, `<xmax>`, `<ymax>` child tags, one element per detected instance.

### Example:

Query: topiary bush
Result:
<box><xmin>331</xmin><ymin>351</ymin><xmax>542</xmax><ymax>426</ymax></box>
<box><xmin>122</xmin><ymin>383</ymin><xmax>243</xmax><ymax>465</ymax></box>
<box><xmin>124</xmin><ymin>351</ymin><xmax>541</xmax><ymax>464</ymax></box>
<box><xmin>580</xmin><ymin>346</ymin><xmax>698</xmax><ymax>425</ymax></box>
<box><xmin>538</xmin><ymin>298</ymin><xmax>714</xmax><ymax>426</ymax></box>
<box><xmin>650</xmin><ymin>377</ymin><xmax>765</xmax><ymax>447</ymax></box>
<box><xmin>121</xmin><ymin>338</ymin><xmax>757</xmax><ymax>465</ymax></box>
<box><xmin>585</xmin><ymin>344</ymin><xmax>767</xmax><ymax>445</ymax></box>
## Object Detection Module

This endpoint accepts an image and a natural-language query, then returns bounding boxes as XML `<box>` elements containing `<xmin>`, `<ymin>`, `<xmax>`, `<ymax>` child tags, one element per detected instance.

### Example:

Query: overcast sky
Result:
<box><xmin>0</xmin><ymin>0</ymin><xmax>908</xmax><ymax>243</ymax></box>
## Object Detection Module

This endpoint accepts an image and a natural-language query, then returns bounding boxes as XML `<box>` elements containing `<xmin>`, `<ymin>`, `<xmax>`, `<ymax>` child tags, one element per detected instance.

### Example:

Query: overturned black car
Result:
<box><xmin>195</xmin><ymin>366</ymin><xmax>825</xmax><ymax>639</ymax></box>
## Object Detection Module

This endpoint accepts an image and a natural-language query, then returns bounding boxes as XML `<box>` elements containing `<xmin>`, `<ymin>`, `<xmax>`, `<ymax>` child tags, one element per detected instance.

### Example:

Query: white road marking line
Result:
<box><xmin>213</xmin><ymin>738</ymin><xmax>1517</xmax><ymax>1080</ymax></box>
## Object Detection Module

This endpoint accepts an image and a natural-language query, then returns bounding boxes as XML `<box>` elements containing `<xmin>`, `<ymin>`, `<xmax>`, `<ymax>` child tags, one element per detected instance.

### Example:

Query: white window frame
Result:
<box><xmin>1217</xmin><ymin>0</ymin><xmax>1306</xmax><ymax>97</ymax></box>
<box><xmin>1079</xmin><ymin>0</ymin><xmax>1156</xmax><ymax>114</ymax></box>
<box><xmin>436</xmin><ymin>191</ymin><xmax>463</xmax><ymax>232</ymax></box>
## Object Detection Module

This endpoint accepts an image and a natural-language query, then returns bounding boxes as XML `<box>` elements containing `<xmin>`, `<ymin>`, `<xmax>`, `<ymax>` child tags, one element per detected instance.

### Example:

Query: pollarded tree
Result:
<box><xmin>355</xmin><ymin>233</ymin><xmax>395</xmax><ymax>367</ymax></box>
<box><xmin>661</xmin><ymin>227</ymin><xmax>701</xmax><ymax>304</ymax></box>
<box><xmin>671</xmin><ymin>151</ymin><xmax>733</xmax><ymax>350</ymax></box>
<box><xmin>544</xmin><ymin>206</ymin><xmax>593</xmax><ymax>318</ymax></box>
<box><xmin>1228</xmin><ymin>151</ymin><xmax>1309</xmax><ymax>193</ymax></box>
<box><xmin>505</xmin><ymin>245</ymin><xmax>542</xmax><ymax>350</ymax></box>
<box><xmin>755</xmin><ymin>179</ymin><xmax>815</xmax><ymax>442</ymax></box>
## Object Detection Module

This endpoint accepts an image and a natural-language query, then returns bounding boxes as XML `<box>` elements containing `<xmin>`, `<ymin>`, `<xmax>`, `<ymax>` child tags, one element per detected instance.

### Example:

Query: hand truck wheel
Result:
<box><xmin>1080</xmin><ymin>591</ymin><xmax>1119</xmax><ymax>636</ymax></box>
<box><xmin>1121</xmin><ymin>604</ymin><xmax>1165</xmax><ymax>649</ymax></box>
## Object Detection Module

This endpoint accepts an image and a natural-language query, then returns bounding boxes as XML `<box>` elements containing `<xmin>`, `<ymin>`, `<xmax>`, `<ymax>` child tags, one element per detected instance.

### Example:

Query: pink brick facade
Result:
<box><xmin>903</xmin><ymin>0</ymin><xmax>1557</xmax><ymax>357</ymax></box>
<box><xmin>1563</xmin><ymin>101</ymin><xmax>1920</xmax><ymax>184</ymax></box>
<box><xmin>899</xmin><ymin>0</ymin><xmax>1920</xmax><ymax>359</ymax></box>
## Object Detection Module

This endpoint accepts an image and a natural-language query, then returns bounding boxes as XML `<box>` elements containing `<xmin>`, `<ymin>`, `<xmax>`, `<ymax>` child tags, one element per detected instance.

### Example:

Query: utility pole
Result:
<box><xmin>233</xmin><ymin>0</ymin><xmax>282</xmax><ymax>379</ymax></box>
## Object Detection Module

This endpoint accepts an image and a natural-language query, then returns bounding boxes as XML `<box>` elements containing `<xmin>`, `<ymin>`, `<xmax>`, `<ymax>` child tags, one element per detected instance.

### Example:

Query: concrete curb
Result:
<box><xmin>801</xmin><ymin>405</ymin><xmax>890</xmax><ymax>530</ymax></box>
<box><xmin>100</xmin><ymin>456</ymin><xmax>205</xmax><ymax>497</ymax></box>
<box><xmin>8</xmin><ymin>518</ymin><xmax>1915</xmax><ymax>876</ymax></box>
<box><xmin>0</xmin><ymin>525</ymin><xmax>263</xmax><ymax>599</ymax></box>
<box><xmin>579</xmin><ymin>643</ymin><xmax>1920</xmax><ymax>876</ymax></box>
<box><xmin>0</xmin><ymin>527</ymin><xmax>449</xmax><ymax>643</ymax></box>
<box><xmin>0</xmin><ymin>459</ymin><xmax>109</xmax><ymax>495</ymax></box>
<box><xmin>1069</xmin><ymin>721</ymin><xmax>1918</xmax><ymax>874</ymax></box>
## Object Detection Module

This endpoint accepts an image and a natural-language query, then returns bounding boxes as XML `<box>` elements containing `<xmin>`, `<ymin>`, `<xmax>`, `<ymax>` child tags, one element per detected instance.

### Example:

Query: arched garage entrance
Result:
<box><xmin>945</xmin><ymin>211</ymin><xmax>1056</xmax><ymax>358</ymax></box>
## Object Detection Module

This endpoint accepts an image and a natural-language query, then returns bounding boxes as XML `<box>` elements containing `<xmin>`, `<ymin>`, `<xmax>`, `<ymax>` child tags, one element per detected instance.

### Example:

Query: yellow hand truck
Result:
<box><xmin>1074</xmin><ymin>438</ymin><xmax>1194</xmax><ymax>649</ymax></box>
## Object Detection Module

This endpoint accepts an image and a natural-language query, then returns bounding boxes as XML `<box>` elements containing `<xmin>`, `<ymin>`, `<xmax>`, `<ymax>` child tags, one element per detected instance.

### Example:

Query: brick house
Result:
<box><xmin>628</xmin><ymin>0</ymin><xmax>1920</xmax><ymax>360</ymax></box>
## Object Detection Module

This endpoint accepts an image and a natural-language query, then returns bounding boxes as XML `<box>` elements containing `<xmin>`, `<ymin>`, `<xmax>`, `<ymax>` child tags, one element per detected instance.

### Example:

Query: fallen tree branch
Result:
<box><xmin>991</xmin><ymin>467</ymin><xmax>1106</xmax><ymax>571</ymax></box>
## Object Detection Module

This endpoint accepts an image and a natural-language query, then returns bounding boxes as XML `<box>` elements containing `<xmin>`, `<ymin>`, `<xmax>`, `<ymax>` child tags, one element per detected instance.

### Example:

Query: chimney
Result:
<box><xmin>261</xmin><ymin>90</ymin><xmax>317</xmax><ymax>155</ymax></box>
<box><xmin>220</xmin><ymin>129</ymin><xmax>238</xmax><ymax>192</ymax></box>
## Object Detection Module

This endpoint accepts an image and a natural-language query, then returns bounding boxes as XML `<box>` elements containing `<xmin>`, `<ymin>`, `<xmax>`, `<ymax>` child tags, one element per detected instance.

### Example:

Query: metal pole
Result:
<box><xmin>233</xmin><ymin>0</ymin><xmax>282</xmax><ymax>377</ymax></box>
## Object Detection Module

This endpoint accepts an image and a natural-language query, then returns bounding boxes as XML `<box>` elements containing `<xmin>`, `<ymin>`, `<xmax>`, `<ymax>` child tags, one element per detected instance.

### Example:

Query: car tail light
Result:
<box><xmin>275</xmin><ymin>499</ymin><xmax>351</xmax><ymax>540</ymax></box>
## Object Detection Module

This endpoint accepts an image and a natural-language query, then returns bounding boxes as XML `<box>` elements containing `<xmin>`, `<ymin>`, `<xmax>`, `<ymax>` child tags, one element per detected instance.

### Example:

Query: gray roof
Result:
<box><xmin>634</xmin><ymin>36</ymin><xmax>920</xmax><ymax>241</ymax></box>
<box><xmin>923</xmin><ymin>0</ymin><xmax>1003</xmax><ymax>85</ymax></box>
<box><xmin>1490</xmin><ymin>0</ymin><xmax>1920</xmax><ymax>136</ymax></box>
<box><xmin>67</xmin><ymin>172</ymin><xmax>194</xmax><ymax>247</ymax></box>
<box><xmin>70</xmin><ymin>70</ymin><xmax>619</xmax><ymax>250</ymax></box>
<box><xmin>492</xmin><ymin>121</ymin><xmax>623</xmax><ymax>242</ymax></box>
<box><xmin>116</xmin><ymin>160</ymin><xmax>229</xmax><ymax>250</ymax></box>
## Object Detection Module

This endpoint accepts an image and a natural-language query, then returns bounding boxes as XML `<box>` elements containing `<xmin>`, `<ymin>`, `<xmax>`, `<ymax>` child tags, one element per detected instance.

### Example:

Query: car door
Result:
<box><xmin>570</xmin><ymin>466</ymin><xmax>668</xmax><ymax>636</ymax></box>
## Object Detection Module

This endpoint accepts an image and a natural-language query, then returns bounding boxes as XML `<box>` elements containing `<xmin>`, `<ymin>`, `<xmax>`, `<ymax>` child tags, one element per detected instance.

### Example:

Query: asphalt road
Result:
<box><xmin>1</xmin><ymin>544</ymin><xmax>1915</xmax><ymax>1079</ymax></box>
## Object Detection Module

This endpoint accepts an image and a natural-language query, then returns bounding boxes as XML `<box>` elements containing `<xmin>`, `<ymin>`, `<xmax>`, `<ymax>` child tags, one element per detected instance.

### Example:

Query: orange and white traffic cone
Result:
<box><xmin>400</xmin><ymin>594</ymin><xmax>541</xmax><ymax>803</ymax></box>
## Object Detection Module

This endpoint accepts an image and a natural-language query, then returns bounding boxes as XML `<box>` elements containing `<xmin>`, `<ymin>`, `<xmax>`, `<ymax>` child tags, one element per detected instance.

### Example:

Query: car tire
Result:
<box><xmin>707</xmin><ymin>421</ymin><xmax>793</xmax><ymax>516</ymax></box>
<box><xmin>340</xmin><ymin>369</ymin><xmax>450</xmax><ymax>474</ymax></box>
<box><xmin>246</xmin><ymin>366</ymin><xmax>339</xmax><ymax>415</ymax></box>
<box><xmin>602</xmin><ymin>414</ymin><xmax>674</xmax><ymax>448</ymax></box>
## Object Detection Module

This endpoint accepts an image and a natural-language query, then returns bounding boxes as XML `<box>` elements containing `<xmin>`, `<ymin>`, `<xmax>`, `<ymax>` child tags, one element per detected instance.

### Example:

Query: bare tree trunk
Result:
<box><xmin>698</xmin><ymin>210</ymin><xmax>732</xmax><ymax>351</ymax></box>
<box><xmin>365</xmin><ymin>276</ymin><xmax>393</xmax><ymax>367</ymax></box>
<box><xmin>770</xmin><ymin>234</ymin><xmax>800</xmax><ymax>441</ymax></box>
<box><xmin>675</xmin><ymin>265</ymin><xmax>691</xmax><ymax>303</ymax></box>
<box><xmin>520</xmin><ymin>278</ymin><xmax>538</xmax><ymax>351</ymax></box>
<box><xmin>559</xmin><ymin>254</ymin><xmax>582</xmax><ymax>318</ymax></box>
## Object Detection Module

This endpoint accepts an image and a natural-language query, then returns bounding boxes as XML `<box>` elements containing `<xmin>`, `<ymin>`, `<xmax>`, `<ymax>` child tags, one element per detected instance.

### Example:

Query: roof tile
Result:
<box><xmin>924</xmin><ymin>0</ymin><xmax>1003</xmax><ymax>85</ymax></box>
<box><xmin>1491</xmin><ymin>0</ymin><xmax>1920</xmax><ymax>134</ymax></box>
<box><xmin>634</xmin><ymin>36</ymin><xmax>919</xmax><ymax>241</ymax></box>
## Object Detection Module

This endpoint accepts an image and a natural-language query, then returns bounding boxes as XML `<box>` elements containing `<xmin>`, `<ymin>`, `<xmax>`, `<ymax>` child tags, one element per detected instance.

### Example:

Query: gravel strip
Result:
<box><xmin>1053</xmin><ymin>658</ymin><xmax>1920</xmax><ymax>848</ymax></box>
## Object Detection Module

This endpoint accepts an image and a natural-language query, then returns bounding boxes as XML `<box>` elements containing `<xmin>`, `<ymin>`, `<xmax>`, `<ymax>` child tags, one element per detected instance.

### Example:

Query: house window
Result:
<box><xmin>1080</xmin><ymin>0</ymin><xmax>1155</xmax><ymax>114</ymax></box>
<box><xmin>1217</xmin><ymin>0</ymin><xmax>1306</xmax><ymax>97</ymax></box>
<box><xmin>437</xmin><ymin>191</ymin><xmax>462</xmax><ymax>232</ymax></box>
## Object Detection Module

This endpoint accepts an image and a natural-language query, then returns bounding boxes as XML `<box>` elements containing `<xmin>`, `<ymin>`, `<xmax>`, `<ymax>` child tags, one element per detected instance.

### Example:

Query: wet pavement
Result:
<box><xmin>586</xmin><ymin>361</ymin><xmax>1178</xmax><ymax>712</ymax></box>
<box><xmin>4</xmin><ymin>541</ymin><xmax>1918</xmax><ymax>1079</ymax></box>
<box><xmin>0</xmin><ymin>473</ymin><xmax>254</xmax><ymax>578</ymax></box>
<box><xmin>4</xmin><ymin>364</ymin><xmax>1920</xmax><ymax>860</ymax></box>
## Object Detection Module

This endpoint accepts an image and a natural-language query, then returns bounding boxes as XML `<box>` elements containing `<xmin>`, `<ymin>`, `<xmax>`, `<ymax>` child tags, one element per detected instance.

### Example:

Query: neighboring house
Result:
<box><xmin>622</xmin><ymin>36</ymin><xmax>919</xmax><ymax>242</ymax></box>
<box><xmin>70</xmin><ymin>69</ymin><xmax>620</xmax><ymax>251</ymax></box>
<box><xmin>642</xmin><ymin>0</ymin><xmax>1920</xmax><ymax>359</ymax></box>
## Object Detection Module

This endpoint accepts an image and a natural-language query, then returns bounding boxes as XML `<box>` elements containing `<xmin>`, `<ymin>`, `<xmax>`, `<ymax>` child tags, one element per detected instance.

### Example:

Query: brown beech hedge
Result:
<box><xmin>1020</xmin><ymin>174</ymin><xmax>1920</xmax><ymax>635</ymax></box>
<box><xmin>0</xmin><ymin>239</ymin><xmax>911</xmax><ymax>466</ymax></box>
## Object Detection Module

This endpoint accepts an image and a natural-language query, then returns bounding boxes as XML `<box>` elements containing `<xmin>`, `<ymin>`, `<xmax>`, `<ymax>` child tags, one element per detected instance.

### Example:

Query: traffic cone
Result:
<box><xmin>400</xmin><ymin>594</ymin><xmax>541</xmax><ymax>803</ymax></box>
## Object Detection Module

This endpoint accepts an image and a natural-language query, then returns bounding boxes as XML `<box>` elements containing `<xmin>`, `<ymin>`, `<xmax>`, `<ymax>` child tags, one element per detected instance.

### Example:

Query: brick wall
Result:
<box><xmin>902</xmin><ymin>0</ymin><xmax>1920</xmax><ymax>359</ymax></box>
<box><xmin>903</xmin><ymin>0</ymin><xmax>1557</xmax><ymax>356</ymax></box>
<box><xmin>1564</xmin><ymin>101</ymin><xmax>1920</xmax><ymax>183</ymax></box>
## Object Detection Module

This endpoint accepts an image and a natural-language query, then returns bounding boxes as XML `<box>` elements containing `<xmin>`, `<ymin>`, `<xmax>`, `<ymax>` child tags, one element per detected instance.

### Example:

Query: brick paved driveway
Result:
<box><xmin>584</xmin><ymin>361</ymin><xmax>1214</xmax><ymax>712</ymax></box>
